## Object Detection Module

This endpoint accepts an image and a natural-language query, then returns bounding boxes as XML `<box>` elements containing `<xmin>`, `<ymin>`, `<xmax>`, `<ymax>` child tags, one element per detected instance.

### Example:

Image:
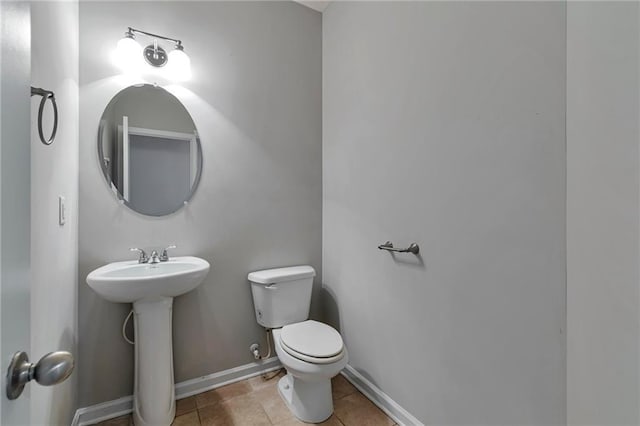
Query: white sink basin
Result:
<box><xmin>87</xmin><ymin>256</ymin><xmax>210</xmax><ymax>303</ymax></box>
<box><xmin>86</xmin><ymin>255</ymin><xmax>210</xmax><ymax>425</ymax></box>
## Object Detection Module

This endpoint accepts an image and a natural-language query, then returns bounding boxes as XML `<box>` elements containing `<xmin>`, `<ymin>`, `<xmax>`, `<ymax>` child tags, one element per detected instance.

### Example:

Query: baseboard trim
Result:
<box><xmin>341</xmin><ymin>365</ymin><xmax>424</xmax><ymax>426</ymax></box>
<box><xmin>71</xmin><ymin>357</ymin><xmax>282</xmax><ymax>426</ymax></box>
<box><xmin>175</xmin><ymin>356</ymin><xmax>281</xmax><ymax>399</ymax></box>
<box><xmin>71</xmin><ymin>395</ymin><xmax>133</xmax><ymax>426</ymax></box>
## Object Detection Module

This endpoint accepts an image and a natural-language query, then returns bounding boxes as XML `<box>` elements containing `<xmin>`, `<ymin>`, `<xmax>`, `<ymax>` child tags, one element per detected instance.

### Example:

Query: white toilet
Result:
<box><xmin>248</xmin><ymin>265</ymin><xmax>348</xmax><ymax>423</ymax></box>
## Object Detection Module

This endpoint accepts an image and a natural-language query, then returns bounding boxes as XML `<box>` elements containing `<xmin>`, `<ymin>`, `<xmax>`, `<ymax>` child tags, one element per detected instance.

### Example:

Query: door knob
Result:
<box><xmin>6</xmin><ymin>351</ymin><xmax>74</xmax><ymax>400</ymax></box>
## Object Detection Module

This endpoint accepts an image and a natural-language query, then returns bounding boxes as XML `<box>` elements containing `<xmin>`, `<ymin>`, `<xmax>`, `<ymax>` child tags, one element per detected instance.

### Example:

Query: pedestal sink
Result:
<box><xmin>87</xmin><ymin>256</ymin><xmax>210</xmax><ymax>426</ymax></box>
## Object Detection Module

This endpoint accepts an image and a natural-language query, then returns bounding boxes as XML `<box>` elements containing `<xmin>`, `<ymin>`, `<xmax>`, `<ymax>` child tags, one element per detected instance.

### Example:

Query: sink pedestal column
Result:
<box><xmin>132</xmin><ymin>297</ymin><xmax>176</xmax><ymax>426</ymax></box>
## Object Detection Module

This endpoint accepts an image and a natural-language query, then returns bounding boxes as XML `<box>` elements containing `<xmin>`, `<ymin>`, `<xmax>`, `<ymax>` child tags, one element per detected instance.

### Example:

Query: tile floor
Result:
<box><xmin>96</xmin><ymin>370</ymin><xmax>396</xmax><ymax>426</ymax></box>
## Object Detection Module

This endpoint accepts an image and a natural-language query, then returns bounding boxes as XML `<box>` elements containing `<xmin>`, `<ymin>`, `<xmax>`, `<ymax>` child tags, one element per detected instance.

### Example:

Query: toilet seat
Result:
<box><xmin>280</xmin><ymin>320</ymin><xmax>345</xmax><ymax>365</ymax></box>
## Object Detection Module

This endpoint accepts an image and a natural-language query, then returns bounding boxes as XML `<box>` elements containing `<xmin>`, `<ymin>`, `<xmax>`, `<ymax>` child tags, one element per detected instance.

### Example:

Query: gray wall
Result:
<box><xmin>78</xmin><ymin>1</ymin><xmax>321</xmax><ymax>407</ymax></box>
<box><xmin>567</xmin><ymin>3</ymin><xmax>640</xmax><ymax>425</ymax></box>
<box><xmin>322</xmin><ymin>2</ymin><xmax>566</xmax><ymax>424</ymax></box>
<box><xmin>30</xmin><ymin>2</ymin><xmax>79</xmax><ymax>424</ymax></box>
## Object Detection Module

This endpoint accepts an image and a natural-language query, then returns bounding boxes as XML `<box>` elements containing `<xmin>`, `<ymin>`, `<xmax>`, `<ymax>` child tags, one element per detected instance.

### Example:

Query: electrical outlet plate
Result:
<box><xmin>58</xmin><ymin>196</ymin><xmax>66</xmax><ymax>226</ymax></box>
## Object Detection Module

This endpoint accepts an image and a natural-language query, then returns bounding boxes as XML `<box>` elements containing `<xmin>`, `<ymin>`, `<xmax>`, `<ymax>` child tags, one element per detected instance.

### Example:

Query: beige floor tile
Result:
<box><xmin>252</xmin><ymin>383</ymin><xmax>291</xmax><ymax>424</ymax></box>
<box><xmin>248</xmin><ymin>369</ymin><xmax>286</xmax><ymax>391</ymax></box>
<box><xmin>176</xmin><ymin>396</ymin><xmax>198</xmax><ymax>416</ymax></box>
<box><xmin>331</xmin><ymin>374</ymin><xmax>357</xmax><ymax>401</ymax></box>
<box><xmin>172</xmin><ymin>411</ymin><xmax>201</xmax><ymax>426</ymax></box>
<box><xmin>95</xmin><ymin>414</ymin><xmax>132</xmax><ymax>426</ymax></box>
<box><xmin>272</xmin><ymin>413</ymin><xmax>344</xmax><ymax>425</ymax></box>
<box><xmin>195</xmin><ymin>381</ymin><xmax>253</xmax><ymax>409</ymax></box>
<box><xmin>101</xmin><ymin>375</ymin><xmax>391</xmax><ymax>426</ymax></box>
<box><xmin>334</xmin><ymin>392</ymin><xmax>394</xmax><ymax>426</ymax></box>
<box><xmin>198</xmin><ymin>394</ymin><xmax>271</xmax><ymax>426</ymax></box>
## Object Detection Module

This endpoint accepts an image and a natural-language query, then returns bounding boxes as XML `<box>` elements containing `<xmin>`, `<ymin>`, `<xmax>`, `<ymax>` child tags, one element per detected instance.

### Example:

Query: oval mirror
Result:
<box><xmin>98</xmin><ymin>84</ymin><xmax>202</xmax><ymax>216</ymax></box>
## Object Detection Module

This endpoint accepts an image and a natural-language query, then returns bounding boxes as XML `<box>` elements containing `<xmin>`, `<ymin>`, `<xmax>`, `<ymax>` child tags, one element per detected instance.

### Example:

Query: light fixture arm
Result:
<box><xmin>117</xmin><ymin>26</ymin><xmax>191</xmax><ymax>80</ymax></box>
<box><xmin>128</xmin><ymin>27</ymin><xmax>182</xmax><ymax>47</ymax></box>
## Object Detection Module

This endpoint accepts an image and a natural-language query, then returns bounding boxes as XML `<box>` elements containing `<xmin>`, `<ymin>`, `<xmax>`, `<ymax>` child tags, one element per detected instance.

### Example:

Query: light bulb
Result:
<box><xmin>115</xmin><ymin>34</ymin><xmax>143</xmax><ymax>73</ymax></box>
<box><xmin>167</xmin><ymin>46</ymin><xmax>191</xmax><ymax>82</ymax></box>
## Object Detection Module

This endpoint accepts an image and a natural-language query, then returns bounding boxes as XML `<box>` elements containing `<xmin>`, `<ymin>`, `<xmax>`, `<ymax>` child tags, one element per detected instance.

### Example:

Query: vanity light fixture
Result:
<box><xmin>116</xmin><ymin>27</ymin><xmax>191</xmax><ymax>81</ymax></box>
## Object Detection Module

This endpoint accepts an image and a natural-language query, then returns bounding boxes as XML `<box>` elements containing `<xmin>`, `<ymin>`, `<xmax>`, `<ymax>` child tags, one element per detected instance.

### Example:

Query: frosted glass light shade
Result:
<box><xmin>167</xmin><ymin>48</ymin><xmax>191</xmax><ymax>82</ymax></box>
<box><xmin>115</xmin><ymin>36</ymin><xmax>143</xmax><ymax>73</ymax></box>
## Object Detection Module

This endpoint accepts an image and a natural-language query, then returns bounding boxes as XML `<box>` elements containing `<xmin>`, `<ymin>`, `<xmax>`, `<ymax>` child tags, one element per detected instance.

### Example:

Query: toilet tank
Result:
<box><xmin>248</xmin><ymin>265</ymin><xmax>316</xmax><ymax>329</ymax></box>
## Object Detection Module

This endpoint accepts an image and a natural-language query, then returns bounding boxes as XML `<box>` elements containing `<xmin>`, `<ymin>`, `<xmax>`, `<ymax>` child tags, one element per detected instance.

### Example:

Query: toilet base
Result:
<box><xmin>277</xmin><ymin>373</ymin><xmax>333</xmax><ymax>423</ymax></box>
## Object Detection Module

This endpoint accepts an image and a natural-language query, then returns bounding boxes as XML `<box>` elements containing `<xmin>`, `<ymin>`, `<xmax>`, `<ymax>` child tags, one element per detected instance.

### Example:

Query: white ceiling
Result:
<box><xmin>294</xmin><ymin>1</ymin><xmax>331</xmax><ymax>13</ymax></box>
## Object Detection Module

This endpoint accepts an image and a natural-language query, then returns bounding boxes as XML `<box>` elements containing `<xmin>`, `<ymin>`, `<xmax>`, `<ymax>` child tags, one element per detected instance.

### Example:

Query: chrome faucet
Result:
<box><xmin>130</xmin><ymin>245</ymin><xmax>176</xmax><ymax>264</ymax></box>
<box><xmin>160</xmin><ymin>245</ymin><xmax>176</xmax><ymax>262</ymax></box>
<box><xmin>130</xmin><ymin>248</ymin><xmax>149</xmax><ymax>264</ymax></box>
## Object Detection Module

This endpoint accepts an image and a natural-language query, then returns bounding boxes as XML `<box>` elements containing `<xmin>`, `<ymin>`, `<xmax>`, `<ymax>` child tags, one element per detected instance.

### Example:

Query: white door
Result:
<box><xmin>0</xmin><ymin>2</ymin><xmax>31</xmax><ymax>425</ymax></box>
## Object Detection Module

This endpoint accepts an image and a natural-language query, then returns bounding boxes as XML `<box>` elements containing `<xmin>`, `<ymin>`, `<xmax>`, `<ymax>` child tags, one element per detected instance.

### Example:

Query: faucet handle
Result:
<box><xmin>160</xmin><ymin>244</ymin><xmax>176</xmax><ymax>262</ymax></box>
<box><xmin>129</xmin><ymin>248</ymin><xmax>148</xmax><ymax>264</ymax></box>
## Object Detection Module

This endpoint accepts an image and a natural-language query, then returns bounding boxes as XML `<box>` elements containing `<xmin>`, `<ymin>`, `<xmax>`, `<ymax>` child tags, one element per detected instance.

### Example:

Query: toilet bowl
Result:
<box><xmin>273</xmin><ymin>322</ymin><xmax>348</xmax><ymax>423</ymax></box>
<box><xmin>248</xmin><ymin>266</ymin><xmax>348</xmax><ymax>423</ymax></box>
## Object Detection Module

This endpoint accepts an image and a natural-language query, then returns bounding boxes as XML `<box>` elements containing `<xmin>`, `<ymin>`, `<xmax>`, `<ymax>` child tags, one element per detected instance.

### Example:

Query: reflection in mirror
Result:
<box><xmin>98</xmin><ymin>84</ymin><xmax>202</xmax><ymax>216</ymax></box>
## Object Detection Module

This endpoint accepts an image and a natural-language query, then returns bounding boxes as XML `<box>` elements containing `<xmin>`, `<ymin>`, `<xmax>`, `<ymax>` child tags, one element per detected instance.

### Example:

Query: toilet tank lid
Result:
<box><xmin>248</xmin><ymin>265</ymin><xmax>316</xmax><ymax>284</ymax></box>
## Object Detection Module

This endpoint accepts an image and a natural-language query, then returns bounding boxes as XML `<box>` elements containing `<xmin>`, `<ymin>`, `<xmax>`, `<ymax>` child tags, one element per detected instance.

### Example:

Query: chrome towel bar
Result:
<box><xmin>378</xmin><ymin>241</ymin><xmax>420</xmax><ymax>255</ymax></box>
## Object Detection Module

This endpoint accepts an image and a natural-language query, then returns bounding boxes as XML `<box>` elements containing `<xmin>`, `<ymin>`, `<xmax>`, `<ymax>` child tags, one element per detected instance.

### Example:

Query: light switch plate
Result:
<box><xmin>58</xmin><ymin>196</ymin><xmax>66</xmax><ymax>226</ymax></box>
